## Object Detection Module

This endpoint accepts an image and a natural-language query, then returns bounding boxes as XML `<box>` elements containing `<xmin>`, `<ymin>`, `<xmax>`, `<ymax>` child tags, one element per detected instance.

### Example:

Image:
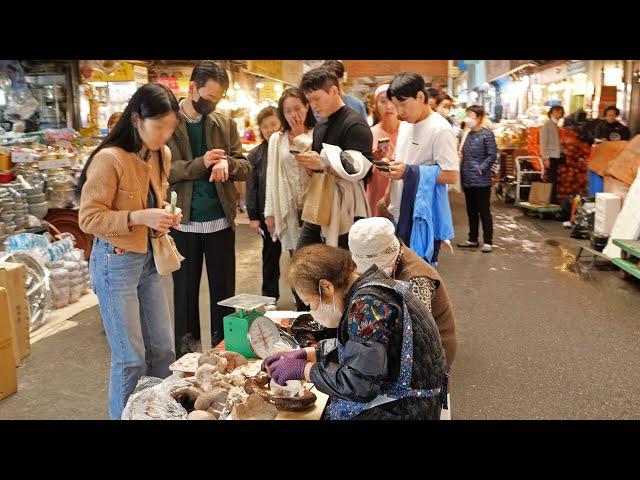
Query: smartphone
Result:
<box><xmin>290</xmin><ymin>149</ymin><xmax>301</xmax><ymax>155</ymax></box>
<box><xmin>372</xmin><ymin>158</ymin><xmax>391</xmax><ymax>172</ymax></box>
<box><xmin>378</xmin><ymin>137</ymin><xmax>390</xmax><ymax>157</ymax></box>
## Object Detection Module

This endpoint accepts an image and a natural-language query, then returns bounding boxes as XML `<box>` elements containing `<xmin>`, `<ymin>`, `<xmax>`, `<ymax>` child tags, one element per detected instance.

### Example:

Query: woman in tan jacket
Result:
<box><xmin>78</xmin><ymin>83</ymin><xmax>182</xmax><ymax>420</ymax></box>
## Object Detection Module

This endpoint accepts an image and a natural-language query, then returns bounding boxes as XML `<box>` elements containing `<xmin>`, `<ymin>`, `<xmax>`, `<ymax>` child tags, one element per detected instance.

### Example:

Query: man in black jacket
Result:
<box><xmin>595</xmin><ymin>106</ymin><xmax>631</xmax><ymax>142</ymax></box>
<box><xmin>246</xmin><ymin>106</ymin><xmax>282</xmax><ymax>300</ymax></box>
<box><xmin>294</xmin><ymin>66</ymin><xmax>374</xmax><ymax>251</ymax></box>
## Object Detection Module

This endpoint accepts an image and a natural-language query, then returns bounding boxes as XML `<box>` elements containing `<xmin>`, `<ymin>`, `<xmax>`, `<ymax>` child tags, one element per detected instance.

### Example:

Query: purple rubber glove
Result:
<box><xmin>269</xmin><ymin>357</ymin><xmax>307</xmax><ymax>386</ymax></box>
<box><xmin>261</xmin><ymin>349</ymin><xmax>307</xmax><ymax>372</ymax></box>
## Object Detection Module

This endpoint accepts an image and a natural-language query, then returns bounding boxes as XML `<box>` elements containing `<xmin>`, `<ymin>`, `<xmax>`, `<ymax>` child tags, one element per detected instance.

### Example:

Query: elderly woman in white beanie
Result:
<box><xmin>348</xmin><ymin>217</ymin><xmax>457</xmax><ymax>371</ymax></box>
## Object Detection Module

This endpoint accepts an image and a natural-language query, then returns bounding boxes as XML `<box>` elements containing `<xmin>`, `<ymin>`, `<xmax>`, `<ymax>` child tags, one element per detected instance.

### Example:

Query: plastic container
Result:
<box><xmin>588</xmin><ymin>171</ymin><xmax>604</xmax><ymax>196</ymax></box>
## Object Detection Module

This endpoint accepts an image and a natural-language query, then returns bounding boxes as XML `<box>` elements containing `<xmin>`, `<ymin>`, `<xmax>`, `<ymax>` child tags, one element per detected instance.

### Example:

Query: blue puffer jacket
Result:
<box><xmin>461</xmin><ymin>128</ymin><xmax>497</xmax><ymax>188</ymax></box>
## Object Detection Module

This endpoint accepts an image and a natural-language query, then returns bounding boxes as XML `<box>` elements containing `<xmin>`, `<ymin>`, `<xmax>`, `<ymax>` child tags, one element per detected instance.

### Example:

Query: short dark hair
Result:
<box><xmin>190</xmin><ymin>60</ymin><xmax>230</xmax><ymax>90</ymax></box>
<box><xmin>548</xmin><ymin>105</ymin><xmax>565</xmax><ymax>118</ymax></box>
<box><xmin>256</xmin><ymin>105</ymin><xmax>279</xmax><ymax>142</ymax></box>
<box><xmin>322</xmin><ymin>60</ymin><xmax>345</xmax><ymax>80</ymax></box>
<box><xmin>300</xmin><ymin>66</ymin><xmax>340</xmax><ymax>93</ymax></box>
<box><xmin>277</xmin><ymin>87</ymin><xmax>317</xmax><ymax>132</ymax></box>
<box><xmin>387</xmin><ymin>72</ymin><xmax>427</xmax><ymax>103</ymax></box>
<box><xmin>427</xmin><ymin>87</ymin><xmax>440</xmax><ymax>100</ymax></box>
<box><xmin>436</xmin><ymin>94</ymin><xmax>453</xmax><ymax>106</ymax></box>
<box><xmin>604</xmin><ymin>105</ymin><xmax>620</xmax><ymax>116</ymax></box>
<box><xmin>466</xmin><ymin>105</ymin><xmax>486</xmax><ymax>118</ymax></box>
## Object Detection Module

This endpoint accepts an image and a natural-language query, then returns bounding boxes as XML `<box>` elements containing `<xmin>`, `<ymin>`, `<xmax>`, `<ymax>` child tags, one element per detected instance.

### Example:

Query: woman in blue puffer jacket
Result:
<box><xmin>457</xmin><ymin>105</ymin><xmax>497</xmax><ymax>253</ymax></box>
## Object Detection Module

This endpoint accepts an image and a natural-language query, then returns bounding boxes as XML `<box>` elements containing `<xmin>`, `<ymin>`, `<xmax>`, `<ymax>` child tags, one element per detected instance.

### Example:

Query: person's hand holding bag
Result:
<box><xmin>130</xmin><ymin>209</ymin><xmax>175</xmax><ymax>233</ymax></box>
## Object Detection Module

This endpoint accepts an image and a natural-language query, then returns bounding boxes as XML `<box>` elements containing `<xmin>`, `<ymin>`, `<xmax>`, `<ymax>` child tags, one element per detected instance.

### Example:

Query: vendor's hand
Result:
<box><xmin>261</xmin><ymin>348</ymin><xmax>307</xmax><ymax>373</ymax></box>
<box><xmin>386</xmin><ymin>160</ymin><xmax>406</xmax><ymax>180</ymax></box>
<box><xmin>295</xmin><ymin>151</ymin><xmax>322</xmax><ymax>170</ymax></box>
<box><xmin>204</xmin><ymin>149</ymin><xmax>226</xmax><ymax>168</ymax></box>
<box><xmin>249</xmin><ymin>220</ymin><xmax>261</xmax><ymax>234</ymax></box>
<box><xmin>210</xmin><ymin>159</ymin><xmax>229</xmax><ymax>183</ymax></box>
<box><xmin>265</xmin><ymin>216</ymin><xmax>275</xmax><ymax>236</ymax></box>
<box><xmin>269</xmin><ymin>357</ymin><xmax>308</xmax><ymax>386</ymax></box>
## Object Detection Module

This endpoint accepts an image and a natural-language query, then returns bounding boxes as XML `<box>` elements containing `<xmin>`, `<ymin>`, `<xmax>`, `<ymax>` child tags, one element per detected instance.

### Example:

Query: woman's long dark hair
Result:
<box><xmin>77</xmin><ymin>82</ymin><xmax>180</xmax><ymax>195</ymax></box>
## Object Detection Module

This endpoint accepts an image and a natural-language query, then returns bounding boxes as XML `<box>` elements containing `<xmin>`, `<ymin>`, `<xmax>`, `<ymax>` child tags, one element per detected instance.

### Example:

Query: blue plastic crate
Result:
<box><xmin>588</xmin><ymin>170</ymin><xmax>604</xmax><ymax>196</ymax></box>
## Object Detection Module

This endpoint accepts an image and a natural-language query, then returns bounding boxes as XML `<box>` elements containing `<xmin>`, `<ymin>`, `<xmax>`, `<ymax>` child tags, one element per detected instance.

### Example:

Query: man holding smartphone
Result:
<box><xmin>294</xmin><ymin>66</ymin><xmax>374</xmax><ymax>253</ymax></box>
<box><xmin>167</xmin><ymin>61</ymin><xmax>252</xmax><ymax>355</ymax></box>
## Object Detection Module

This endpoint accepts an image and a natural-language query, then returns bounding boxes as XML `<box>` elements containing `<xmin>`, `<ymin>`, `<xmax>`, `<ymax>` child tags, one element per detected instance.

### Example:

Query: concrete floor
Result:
<box><xmin>1</xmin><ymin>194</ymin><xmax>639</xmax><ymax>420</ymax></box>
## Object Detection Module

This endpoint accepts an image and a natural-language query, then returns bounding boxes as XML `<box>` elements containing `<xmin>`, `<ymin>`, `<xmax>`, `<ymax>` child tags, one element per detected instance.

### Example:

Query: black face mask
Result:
<box><xmin>192</xmin><ymin>92</ymin><xmax>215</xmax><ymax>116</ymax></box>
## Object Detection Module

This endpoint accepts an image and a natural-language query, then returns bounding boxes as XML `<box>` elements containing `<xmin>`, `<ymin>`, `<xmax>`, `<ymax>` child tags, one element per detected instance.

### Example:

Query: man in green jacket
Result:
<box><xmin>167</xmin><ymin>60</ymin><xmax>251</xmax><ymax>355</ymax></box>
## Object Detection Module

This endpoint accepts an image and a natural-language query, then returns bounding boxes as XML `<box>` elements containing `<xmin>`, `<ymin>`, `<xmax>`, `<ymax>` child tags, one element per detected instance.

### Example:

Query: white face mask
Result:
<box><xmin>551</xmin><ymin>117</ymin><xmax>559</xmax><ymax>124</ymax></box>
<box><xmin>464</xmin><ymin>117</ymin><xmax>478</xmax><ymax>129</ymax></box>
<box><xmin>309</xmin><ymin>284</ymin><xmax>342</xmax><ymax>328</ymax></box>
<box><xmin>438</xmin><ymin>107</ymin><xmax>450</xmax><ymax>116</ymax></box>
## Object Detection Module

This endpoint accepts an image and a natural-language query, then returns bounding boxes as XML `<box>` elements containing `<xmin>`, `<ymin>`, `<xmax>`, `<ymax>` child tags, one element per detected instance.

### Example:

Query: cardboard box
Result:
<box><xmin>0</xmin><ymin>262</ymin><xmax>31</xmax><ymax>365</ymax></box>
<box><xmin>0</xmin><ymin>287</ymin><xmax>18</xmax><ymax>401</ymax></box>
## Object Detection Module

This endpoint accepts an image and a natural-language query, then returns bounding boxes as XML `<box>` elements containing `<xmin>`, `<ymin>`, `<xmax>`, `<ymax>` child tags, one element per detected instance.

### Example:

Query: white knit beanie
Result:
<box><xmin>348</xmin><ymin>217</ymin><xmax>400</xmax><ymax>274</ymax></box>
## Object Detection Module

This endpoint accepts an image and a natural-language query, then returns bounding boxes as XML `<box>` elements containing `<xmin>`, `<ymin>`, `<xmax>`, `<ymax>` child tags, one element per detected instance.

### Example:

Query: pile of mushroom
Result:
<box><xmin>167</xmin><ymin>350</ymin><xmax>316</xmax><ymax>420</ymax></box>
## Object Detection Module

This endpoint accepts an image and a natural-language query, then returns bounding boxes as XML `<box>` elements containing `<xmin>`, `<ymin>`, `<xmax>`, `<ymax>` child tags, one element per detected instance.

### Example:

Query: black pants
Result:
<box><xmin>293</xmin><ymin>220</ymin><xmax>360</xmax><ymax>311</ymax></box>
<box><xmin>463</xmin><ymin>186</ymin><xmax>493</xmax><ymax>244</ymax></box>
<box><xmin>172</xmin><ymin>228</ymin><xmax>235</xmax><ymax>354</ymax></box>
<box><xmin>259</xmin><ymin>219</ymin><xmax>282</xmax><ymax>300</ymax></box>
<box><xmin>548</xmin><ymin>157</ymin><xmax>560</xmax><ymax>204</ymax></box>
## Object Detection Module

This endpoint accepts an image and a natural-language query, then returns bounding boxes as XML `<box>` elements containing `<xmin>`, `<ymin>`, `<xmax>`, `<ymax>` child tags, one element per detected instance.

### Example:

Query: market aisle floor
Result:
<box><xmin>1</xmin><ymin>198</ymin><xmax>639</xmax><ymax>420</ymax></box>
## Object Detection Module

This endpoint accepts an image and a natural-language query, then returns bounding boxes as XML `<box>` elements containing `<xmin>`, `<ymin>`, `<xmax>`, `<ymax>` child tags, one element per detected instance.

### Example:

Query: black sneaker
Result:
<box><xmin>457</xmin><ymin>241</ymin><xmax>479</xmax><ymax>248</ymax></box>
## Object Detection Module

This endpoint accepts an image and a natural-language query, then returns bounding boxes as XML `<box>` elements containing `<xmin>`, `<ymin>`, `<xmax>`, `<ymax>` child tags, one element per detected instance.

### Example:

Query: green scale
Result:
<box><xmin>218</xmin><ymin>294</ymin><xmax>282</xmax><ymax>359</ymax></box>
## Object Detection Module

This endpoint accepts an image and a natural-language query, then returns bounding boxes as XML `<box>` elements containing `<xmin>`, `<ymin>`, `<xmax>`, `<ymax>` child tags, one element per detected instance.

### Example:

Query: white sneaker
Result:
<box><xmin>481</xmin><ymin>244</ymin><xmax>493</xmax><ymax>253</ymax></box>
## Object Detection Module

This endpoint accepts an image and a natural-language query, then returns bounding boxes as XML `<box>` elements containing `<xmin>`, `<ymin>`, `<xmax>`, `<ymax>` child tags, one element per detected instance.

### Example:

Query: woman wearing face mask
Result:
<box><xmin>78</xmin><ymin>83</ymin><xmax>182</xmax><ymax>420</ymax></box>
<box><xmin>246</xmin><ymin>106</ymin><xmax>283</xmax><ymax>301</ymax></box>
<box><xmin>260</xmin><ymin>243</ymin><xmax>448</xmax><ymax>420</ymax></box>
<box><xmin>264</xmin><ymin>87</ymin><xmax>316</xmax><ymax>256</ymax></box>
<box><xmin>539</xmin><ymin>105</ymin><xmax>565</xmax><ymax>204</ymax></box>
<box><xmin>457</xmin><ymin>105</ymin><xmax>497</xmax><ymax>253</ymax></box>
<box><xmin>368</xmin><ymin>83</ymin><xmax>399</xmax><ymax>218</ymax></box>
<box><xmin>435</xmin><ymin>94</ymin><xmax>456</xmax><ymax>126</ymax></box>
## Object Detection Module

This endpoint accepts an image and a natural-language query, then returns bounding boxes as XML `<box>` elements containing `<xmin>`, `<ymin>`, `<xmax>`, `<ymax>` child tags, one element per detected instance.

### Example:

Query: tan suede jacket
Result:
<box><xmin>79</xmin><ymin>146</ymin><xmax>171</xmax><ymax>253</ymax></box>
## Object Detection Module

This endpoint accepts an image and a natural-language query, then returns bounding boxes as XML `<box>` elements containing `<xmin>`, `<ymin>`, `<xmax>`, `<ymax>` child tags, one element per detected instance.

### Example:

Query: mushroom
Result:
<box><xmin>195</xmin><ymin>364</ymin><xmax>218</xmax><ymax>391</ymax></box>
<box><xmin>218</xmin><ymin>351</ymin><xmax>249</xmax><ymax>372</ymax></box>
<box><xmin>187</xmin><ymin>410</ymin><xmax>217</xmax><ymax>420</ymax></box>
<box><xmin>232</xmin><ymin>394</ymin><xmax>278</xmax><ymax>420</ymax></box>
<box><xmin>170</xmin><ymin>386</ymin><xmax>204</xmax><ymax>412</ymax></box>
<box><xmin>194</xmin><ymin>387</ymin><xmax>228</xmax><ymax>415</ymax></box>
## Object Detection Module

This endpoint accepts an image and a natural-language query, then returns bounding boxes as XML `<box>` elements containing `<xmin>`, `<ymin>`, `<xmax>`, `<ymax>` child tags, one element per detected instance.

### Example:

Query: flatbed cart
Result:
<box><xmin>611</xmin><ymin>240</ymin><xmax>640</xmax><ymax>282</ymax></box>
<box><xmin>513</xmin><ymin>155</ymin><xmax>562</xmax><ymax>218</ymax></box>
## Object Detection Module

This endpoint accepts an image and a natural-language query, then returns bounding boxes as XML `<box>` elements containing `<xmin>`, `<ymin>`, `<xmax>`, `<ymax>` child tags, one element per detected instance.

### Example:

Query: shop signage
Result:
<box><xmin>38</xmin><ymin>159</ymin><xmax>70</xmax><ymax>170</ymax></box>
<box><xmin>89</xmin><ymin>62</ymin><xmax>135</xmax><ymax>82</ymax></box>
<box><xmin>567</xmin><ymin>61</ymin><xmax>586</xmax><ymax>76</ymax></box>
<box><xmin>486</xmin><ymin>60</ymin><xmax>511</xmax><ymax>81</ymax></box>
<box><xmin>155</xmin><ymin>77</ymin><xmax>180</xmax><ymax>95</ymax></box>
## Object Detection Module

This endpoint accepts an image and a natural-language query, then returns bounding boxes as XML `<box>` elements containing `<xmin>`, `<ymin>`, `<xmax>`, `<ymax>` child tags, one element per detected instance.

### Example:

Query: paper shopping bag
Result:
<box><xmin>301</xmin><ymin>171</ymin><xmax>335</xmax><ymax>227</ymax></box>
<box><xmin>529</xmin><ymin>182</ymin><xmax>553</xmax><ymax>206</ymax></box>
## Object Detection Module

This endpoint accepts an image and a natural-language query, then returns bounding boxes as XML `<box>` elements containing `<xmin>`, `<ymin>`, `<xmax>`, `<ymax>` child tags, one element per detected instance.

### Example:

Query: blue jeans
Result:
<box><xmin>89</xmin><ymin>238</ymin><xmax>175</xmax><ymax>420</ymax></box>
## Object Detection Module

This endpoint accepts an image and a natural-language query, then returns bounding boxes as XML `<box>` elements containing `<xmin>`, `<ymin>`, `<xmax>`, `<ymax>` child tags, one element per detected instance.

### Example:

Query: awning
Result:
<box><xmin>487</xmin><ymin>60</ymin><xmax>536</xmax><ymax>83</ymax></box>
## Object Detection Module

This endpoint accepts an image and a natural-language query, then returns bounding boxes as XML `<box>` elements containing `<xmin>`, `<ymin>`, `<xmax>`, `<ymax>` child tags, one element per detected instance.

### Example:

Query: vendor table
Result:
<box><xmin>169</xmin><ymin>349</ymin><xmax>329</xmax><ymax>420</ymax></box>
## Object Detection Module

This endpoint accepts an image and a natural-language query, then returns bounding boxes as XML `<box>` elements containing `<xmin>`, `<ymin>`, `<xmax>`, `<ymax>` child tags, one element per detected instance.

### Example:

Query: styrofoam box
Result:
<box><xmin>594</xmin><ymin>193</ymin><xmax>621</xmax><ymax>235</ymax></box>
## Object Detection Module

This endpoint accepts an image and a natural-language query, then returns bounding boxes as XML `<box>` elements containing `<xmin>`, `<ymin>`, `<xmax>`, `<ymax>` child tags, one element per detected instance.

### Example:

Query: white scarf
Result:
<box><xmin>265</xmin><ymin>130</ymin><xmax>313</xmax><ymax>251</ymax></box>
<box><xmin>319</xmin><ymin>143</ymin><xmax>372</xmax><ymax>247</ymax></box>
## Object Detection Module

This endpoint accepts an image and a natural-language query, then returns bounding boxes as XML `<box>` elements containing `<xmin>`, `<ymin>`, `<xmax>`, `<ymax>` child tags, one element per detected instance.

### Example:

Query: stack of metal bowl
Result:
<box><xmin>0</xmin><ymin>188</ymin><xmax>18</xmax><ymax>235</ymax></box>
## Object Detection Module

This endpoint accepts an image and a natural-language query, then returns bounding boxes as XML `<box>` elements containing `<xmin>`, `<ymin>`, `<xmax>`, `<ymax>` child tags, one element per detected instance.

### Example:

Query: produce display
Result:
<box><xmin>526</xmin><ymin>127</ymin><xmax>591</xmax><ymax>197</ymax></box>
<box><xmin>494</xmin><ymin>121</ymin><xmax>528</xmax><ymax>150</ymax></box>
<box><xmin>122</xmin><ymin>349</ymin><xmax>317</xmax><ymax>421</ymax></box>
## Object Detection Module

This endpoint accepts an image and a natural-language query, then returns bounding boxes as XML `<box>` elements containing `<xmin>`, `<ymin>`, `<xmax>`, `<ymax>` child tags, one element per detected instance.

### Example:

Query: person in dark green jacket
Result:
<box><xmin>166</xmin><ymin>61</ymin><xmax>251</xmax><ymax>355</ymax></box>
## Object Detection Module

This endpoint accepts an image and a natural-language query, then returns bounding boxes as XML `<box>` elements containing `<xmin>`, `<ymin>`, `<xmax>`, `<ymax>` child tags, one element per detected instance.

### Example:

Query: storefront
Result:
<box><xmin>78</xmin><ymin>61</ymin><xmax>149</xmax><ymax>135</ymax></box>
<box><xmin>0</xmin><ymin>60</ymin><xmax>80</xmax><ymax>133</ymax></box>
